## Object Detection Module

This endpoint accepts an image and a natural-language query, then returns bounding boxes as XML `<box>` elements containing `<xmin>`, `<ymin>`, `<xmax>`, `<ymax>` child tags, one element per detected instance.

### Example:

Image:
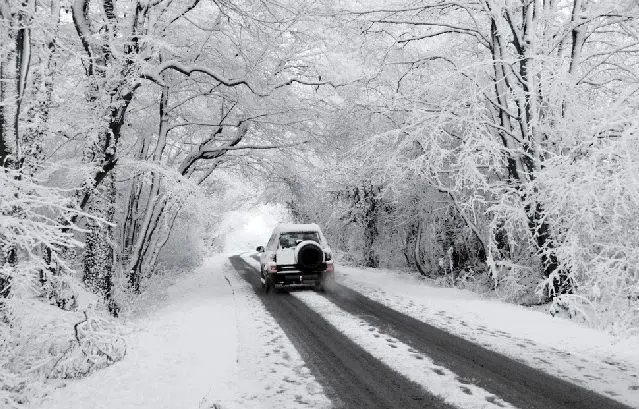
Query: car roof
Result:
<box><xmin>274</xmin><ymin>223</ymin><xmax>322</xmax><ymax>234</ymax></box>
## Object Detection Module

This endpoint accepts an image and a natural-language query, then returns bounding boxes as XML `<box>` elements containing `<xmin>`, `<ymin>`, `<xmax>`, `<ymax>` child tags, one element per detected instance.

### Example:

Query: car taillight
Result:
<box><xmin>269</xmin><ymin>264</ymin><xmax>277</xmax><ymax>273</ymax></box>
<box><xmin>326</xmin><ymin>262</ymin><xmax>334</xmax><ymax>273</ymax></box>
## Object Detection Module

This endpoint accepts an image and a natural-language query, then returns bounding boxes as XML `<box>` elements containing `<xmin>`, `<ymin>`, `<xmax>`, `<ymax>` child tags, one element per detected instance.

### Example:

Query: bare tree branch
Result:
<box><xmin>167</xmin><ymin>0</ymin><xmax>202</xmax><ymax>26</ymax></box>
<box><xmin>371</xmin><ymin>19</ymin><xmax>489</xmax><ymax>46</ymax></box>
<box><xmin>141</xmin><ymin>61</ymin><xmax>258</xmax><ymax>92</ymax></box>
<box><xmin>273</xmin><ymin>78</ymin><xmax>338</xmax><ymax>89</ymax></box>
<box><xmin>199</xmin><ymin>140</ymin><xmax>309</xmax><ymax>154</ymax></box>
<box><xmin>141</xmin><ymin>61</ymin><xmax>344</xmax><ymax>95</ymax></box>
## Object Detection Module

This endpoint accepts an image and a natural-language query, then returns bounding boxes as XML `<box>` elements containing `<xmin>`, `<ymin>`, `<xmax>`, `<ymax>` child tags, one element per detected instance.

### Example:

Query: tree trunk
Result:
<box><xmin>127</xmin><ymin>192</ymin><xmax>170</xmax><ymax>292</ymax></box>
<box><xmin>0</xmin><ymin>4</ymin><xmax>33</xmax><ymax>297</ymax></box>
<box><xmin>488</xmin><ymin>5</ymin><xmax>569</xmax><ymax>295</ymax></box>
<box><xmin>13</xmin><ymin>6</ymin><xmax>31</xmax><ymax>167</ymax></box>
<box><xmin>0</xmin><ymin>54</ymin><xmax>8</xmax><ymax>164</ymax></box>
<box><xmin>569</xmin><ymin>0</ymin><xmax>585</xmax><ymax>75</ymax></box>
<box><xmin>123</xmin><ymin>85</ymin><xmax>170</xmax><ymax>292</ymax></box>
<box><xmin>121</xmin><ymin>135</ymin><xmax>149</xmax><ymax>261</ymax></box>
<box><xmin>83</xmin><ymin>170</ymin><xmax>116</xmax><ymax>306</ymax></box>
<box><xmin>1</xmin><ymin>24</ymin><xmax>17</xmax><ymax>168</ymax></box>
<box><xmin>362</xmin><ymin>186</ymin><xmax>379</xmax><ymax>268</ymax></box>
<box><xmin>403</xmin><ymin>222</ymin><xmax>417</xmax><ymax>267</ymax></box>
<box><xmin>526</xmin><ymin>202</ymin><xmax>570</xmax><ymax>295</ymax></box>
<box><xmin>22</xmin><ymin>0</ymin><xmax>59</xmax><ymax>173</ymax></box>
<box><xmin>414</xmin><ymin>219</ymin><xmax>430</xmax><ymax>277</ymax></box>
<box><xmin>0</xmin><ymin>12</ymin><xmax>6</xmax><ymax>161</ymax></box>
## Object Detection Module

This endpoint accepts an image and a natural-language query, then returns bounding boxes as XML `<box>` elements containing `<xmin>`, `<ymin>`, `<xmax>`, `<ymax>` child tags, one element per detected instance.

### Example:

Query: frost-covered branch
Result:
<box><xmin>199</xmin><ymin>140</ymin><xmax>309</xmax><ymax>153</ymax></box>
<box><xmin>142</xmin><ymin>61</ymin><xmax>258</xmax><ymax>92</ymax></box>
<box><xmin>141</xmin><ymin>62</ymin><xmax>342</xmax><ymax>95</ymax></box>
<box><xmin>371</xmin><ymin>19</ymin><xmax>489</xmax><ymax>46</ymax></box>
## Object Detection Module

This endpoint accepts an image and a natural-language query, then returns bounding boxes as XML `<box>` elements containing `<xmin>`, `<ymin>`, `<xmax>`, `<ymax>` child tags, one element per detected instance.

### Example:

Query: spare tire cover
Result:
<box><xmin>296</xmin><ymin>241</ymin><xmax>323</xmax><ymax>270</ymax></box>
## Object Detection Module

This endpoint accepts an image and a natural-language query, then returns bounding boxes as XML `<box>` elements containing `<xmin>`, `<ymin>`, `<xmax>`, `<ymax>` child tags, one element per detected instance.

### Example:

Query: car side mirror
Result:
<box><xmin>256</xmin><ymin>246</ymin><xmax>265</xmax><ymax>253</ymax></box>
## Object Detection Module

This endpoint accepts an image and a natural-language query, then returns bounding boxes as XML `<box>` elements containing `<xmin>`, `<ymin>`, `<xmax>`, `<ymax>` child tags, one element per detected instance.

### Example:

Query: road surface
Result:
<box><xmin>229</xmin><ymin>255</ymin><xmax>630</xmax><ymax>409</ymax></box>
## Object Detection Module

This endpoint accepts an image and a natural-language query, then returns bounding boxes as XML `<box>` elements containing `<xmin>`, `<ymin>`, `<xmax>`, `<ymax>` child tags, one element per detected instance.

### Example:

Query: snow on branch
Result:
<box><xmin>397</xmin><ymin>29</ymin><xmax>481</xmax><ymax>43</ymax></box>
<box><xmin>142</xmin><ymin>61</ymin><xmax>258</xmax><ymax>92</ymax></box>
<box><xmin>166</xmin><ymin>121</ymin><xmax>232</xmax><ymax>132</ymax></box>
<box><xmin>345</xmin><ymin>3</ymin><xmax>475</xmax><ymax>15</ymax></box>
<box><xmin>199</xmin><ymin>140</ymin><xmax>310</xmax><ymax>154</ymax></box>
<box><xmin>166</xmin><ymin>0</ymin><xmax>202</xmax><ymax>26</ymax></box>
<box><xmin>272</xmin><ymin>78</ymin><xmax>340</xmax><ymax>90</ymax></box>
<box><xmin>372</xmin><ymin>19</ymin><xmax>489</xmax><ymax>47</ymax></box>
<box><xmin>141</xmin><ymin>62</ymin><xmax>343</xmax><ymax>96</ymax></box>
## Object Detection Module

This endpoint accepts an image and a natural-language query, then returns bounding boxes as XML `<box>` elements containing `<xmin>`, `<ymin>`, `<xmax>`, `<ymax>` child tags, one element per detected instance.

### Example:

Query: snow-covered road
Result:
<box><xmin>233</xmin><ymin>255</ymin><xmax>635</xmax><ymax>409</ymax></box>
<box><xmin>32</xmin><ymin>254</ymin><xmax>638</xmax><ymax>409</ymax></box>
<box><xmin>333</xmin><ymin>264</ymin><xmax>639</xmax><ymax>406</ymax></box>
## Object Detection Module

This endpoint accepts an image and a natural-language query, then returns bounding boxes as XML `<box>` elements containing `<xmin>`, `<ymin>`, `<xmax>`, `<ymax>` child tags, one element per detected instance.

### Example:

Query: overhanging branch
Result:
<box><xmin>142</xmin><ymin>61</ymin><xmax>258</xmax><ymax>92</ymax></box>
<box><xmin>141</xmin><ymin>61</ymin><xmax>345</xmax><ymax>96</ymax></box>
<box><xmin>199</xmin><ymin>140</ymin><xmax>309</xmax><ymax>154</ymax></box>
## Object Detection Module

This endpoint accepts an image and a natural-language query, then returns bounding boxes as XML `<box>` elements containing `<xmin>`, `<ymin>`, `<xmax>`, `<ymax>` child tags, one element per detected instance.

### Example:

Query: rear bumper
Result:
<box><xmin>272</xmin><ymin>272</ymin><xmax>321</xmax><ymax>286</ymax></box>
<box><xmin>276</xmin><ymin>263</ymin><xmax>330</xmax><ymax>273</ymax></box>
<box><xmin>262</xmin><ymin>262</ymin><xmax>333</xmax><ymax>287</ymax></box>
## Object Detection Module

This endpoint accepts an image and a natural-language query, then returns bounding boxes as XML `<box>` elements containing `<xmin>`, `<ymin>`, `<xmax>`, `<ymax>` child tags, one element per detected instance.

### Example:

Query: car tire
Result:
<box><xmin>322</xmin><ymin>270</ymin><xmax>336</xmax><ymax>292</ymax></box>
<box><xmin>265</xmin><ymin>273</ymin><xmax>274</xmax><ymax>294</ymax></box>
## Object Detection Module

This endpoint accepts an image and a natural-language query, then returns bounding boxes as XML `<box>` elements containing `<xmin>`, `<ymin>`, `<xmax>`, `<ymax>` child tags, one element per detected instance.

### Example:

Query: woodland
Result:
<box><xmin>1</xmin><ymin>0</ymin><xmax>638</xmax><ymax>404</ymax></box>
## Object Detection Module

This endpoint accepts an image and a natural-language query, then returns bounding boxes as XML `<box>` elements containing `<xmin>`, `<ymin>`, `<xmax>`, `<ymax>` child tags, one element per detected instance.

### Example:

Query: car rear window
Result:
<box><xmin>279</xmin><ymin>232</ymin><xmax>320</xmax><ymax>248</ymax></box>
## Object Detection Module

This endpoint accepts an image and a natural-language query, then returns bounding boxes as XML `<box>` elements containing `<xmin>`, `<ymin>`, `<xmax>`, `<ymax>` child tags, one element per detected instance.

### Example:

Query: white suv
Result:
<box><xmin>256</xmin><ymin>223</ymin><xmax>335</xmax><ymax>292</ymax></box>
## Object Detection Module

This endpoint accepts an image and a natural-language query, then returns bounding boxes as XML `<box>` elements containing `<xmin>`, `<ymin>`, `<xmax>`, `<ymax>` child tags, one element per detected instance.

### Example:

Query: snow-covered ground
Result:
<box><xmin>31</xmin><ymin>255</ymin><xmax>329</xmax><ymax>409</ymax></box>
<box><xmin>335</xmin><ymin>264</ymin><xmax>639</xmax><ymax>407</ymax></box>
<box><xmin>28</xmin><ymin>250</ymin><xmax>639</xmax><ymax>409</ymax></box>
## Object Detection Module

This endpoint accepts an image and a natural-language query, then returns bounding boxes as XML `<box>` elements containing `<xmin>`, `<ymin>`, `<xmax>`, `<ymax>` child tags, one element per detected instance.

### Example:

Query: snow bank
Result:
<box><xmin>337</xmin><ymin>265</ymin><xmax>639</xmax><ymax>407</ymax></box>
<box><xmin>31</xmin><ymin>255</ymin><xmax>238</xmax><ymax>409</ymax></box>
<box><xmin>1</xmin><ymin>295</ymin><xmax>125</xmax><ymax>408</ymax></box>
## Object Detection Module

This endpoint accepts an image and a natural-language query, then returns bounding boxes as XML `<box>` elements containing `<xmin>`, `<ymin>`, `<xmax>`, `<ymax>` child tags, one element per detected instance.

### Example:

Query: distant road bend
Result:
<box><xmin>229</xmin><ymin>255</ymin><xmax>631</xmax><ymax>409</ymax></box>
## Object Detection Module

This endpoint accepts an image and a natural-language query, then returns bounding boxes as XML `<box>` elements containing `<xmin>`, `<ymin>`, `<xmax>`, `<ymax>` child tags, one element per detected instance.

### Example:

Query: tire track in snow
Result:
<box><xmin>292</xmin><ymin>291</ymin><xmax>516</xmax><ymax>409</ymax></box>
<box><xmin>242</xmin><ymin>253</ymin><xmax>632</xmax><ymax>409</ymax></box>
<box><xmin>224</xmin><ymin>259</ymin><xmax>331</xmax><ymax>409</ymax></box>
<box><xmin>320</xmin><ymin>283</ymin><xmax>632</xmax><ymax>409</ymax></box>
<box><xmin>229</xmin><ymin>255</ymin><xmax>453</xmax><ymax>409</ymax></box>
